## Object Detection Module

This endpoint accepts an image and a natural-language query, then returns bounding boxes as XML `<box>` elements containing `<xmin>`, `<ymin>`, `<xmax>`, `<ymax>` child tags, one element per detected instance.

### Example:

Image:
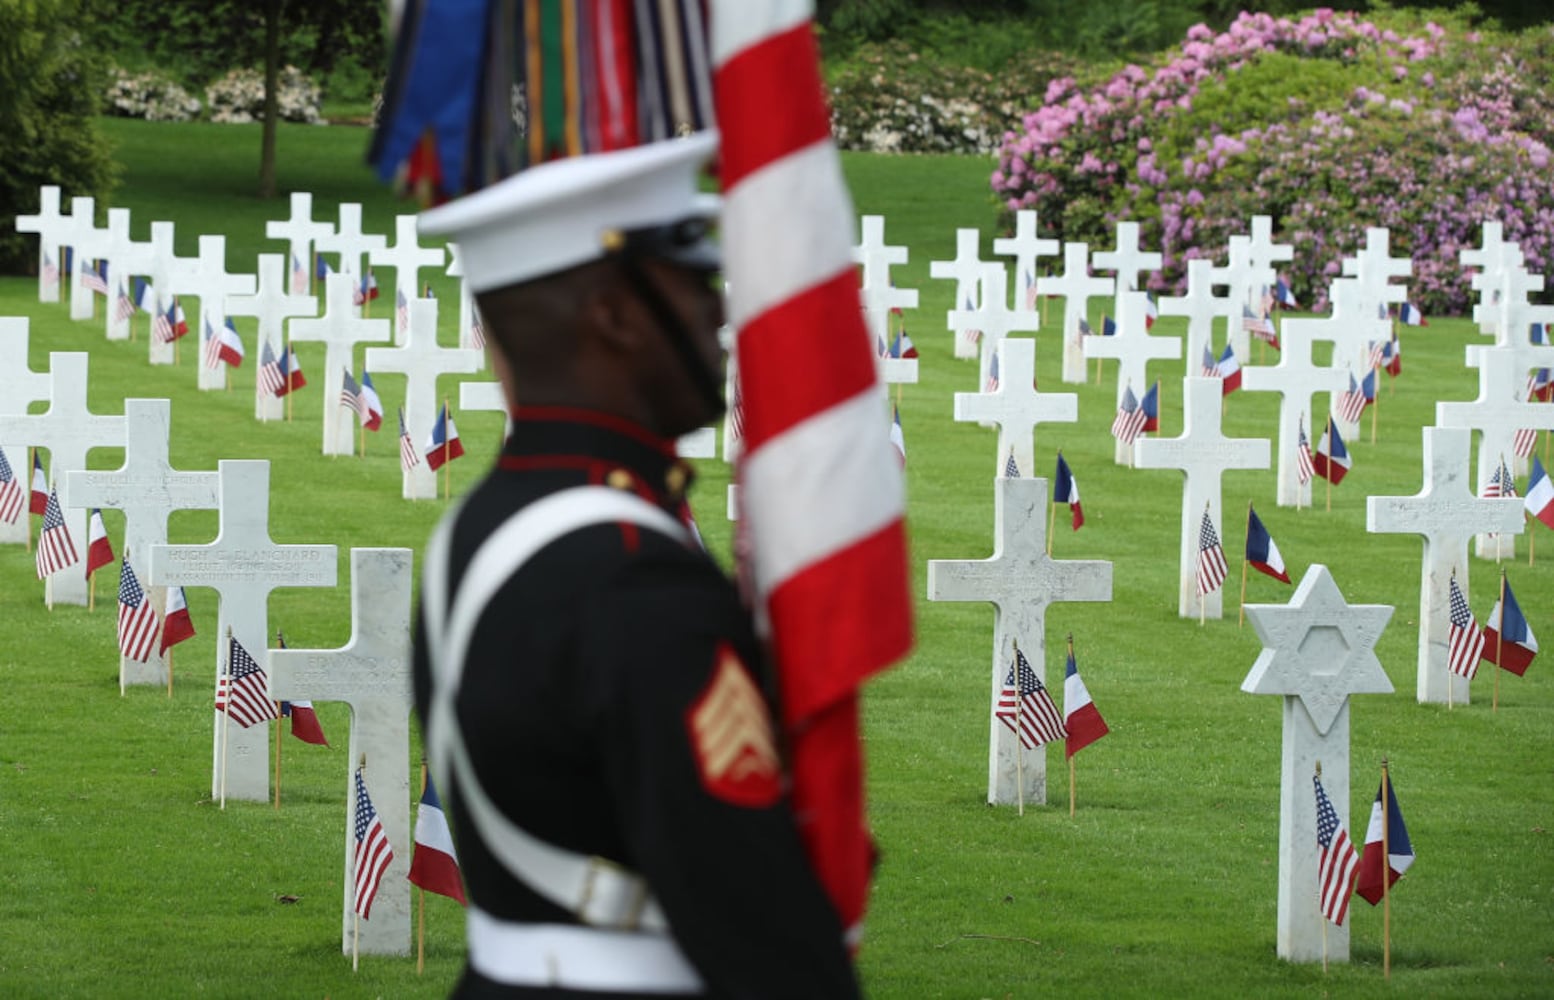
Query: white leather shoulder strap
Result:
<box><xmin>423</xmin><ymin>486</ymin><xmax>688</xmax><ymax>931</ymax></box>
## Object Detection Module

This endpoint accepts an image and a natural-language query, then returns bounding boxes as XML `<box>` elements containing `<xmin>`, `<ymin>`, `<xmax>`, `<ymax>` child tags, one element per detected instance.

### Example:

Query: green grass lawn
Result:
<box><xmin>0</xmin><ymin>118</ymin><xmax>1551</xmax><ymax>998</ymax></box>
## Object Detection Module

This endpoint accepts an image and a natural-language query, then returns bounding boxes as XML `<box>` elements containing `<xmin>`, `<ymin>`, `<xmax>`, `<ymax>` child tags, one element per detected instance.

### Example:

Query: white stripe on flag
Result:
<box><xmin>709</xmin><ymin>0</ymin><xmax>813</xmax><ymax>64</ymax></box>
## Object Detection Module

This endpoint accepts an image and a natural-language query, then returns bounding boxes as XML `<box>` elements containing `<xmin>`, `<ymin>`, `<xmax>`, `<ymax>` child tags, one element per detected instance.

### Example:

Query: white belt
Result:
<box><xmin>466</xmin><ymin>909</ymin><xmax>705</xmax><ymax>994</ymax></box>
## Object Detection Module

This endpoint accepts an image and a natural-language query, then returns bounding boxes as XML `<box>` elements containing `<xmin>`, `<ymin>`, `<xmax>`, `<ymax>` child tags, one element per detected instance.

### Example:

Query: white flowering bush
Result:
<box><xmin>105</xmin><ymin>66</ymin><xmax>201</xmax><ymax>122</ymax></box>
<box><xmin>205</xmin><ymin>66</ymin><xmax>322</xmax><ymax>124</ymax></box>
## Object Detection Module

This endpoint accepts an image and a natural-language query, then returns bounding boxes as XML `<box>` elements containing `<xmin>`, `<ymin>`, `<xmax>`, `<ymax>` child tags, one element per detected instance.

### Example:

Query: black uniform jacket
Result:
<box><xmin>412</xmin><ymin>406</ymin><xmax>860</xmax><ymax>999</ymax></box>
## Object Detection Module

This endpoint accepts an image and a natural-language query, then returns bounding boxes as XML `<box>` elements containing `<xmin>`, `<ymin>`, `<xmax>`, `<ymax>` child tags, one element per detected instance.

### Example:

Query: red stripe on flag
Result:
<box><xmin>766</xmin><ymin>520</ymin><xmax>912</xmax><ymax>725</ymax></box>
<box><xmin>714</xmin><ymin>23</ymin><xmax>832</xmax><ymax>188</ymax></box>
<box><xmin>735</xmin><ymin>273</ymin><xmax>878</xmax><ymax>454</ymax></box>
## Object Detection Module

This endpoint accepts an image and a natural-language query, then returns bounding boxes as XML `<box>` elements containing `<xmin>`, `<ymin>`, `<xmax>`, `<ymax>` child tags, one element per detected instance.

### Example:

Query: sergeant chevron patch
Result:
<box><xmin>685</xmin><ymin>644</ymin><xmax>781</xmax><ymax>807</ymax></box>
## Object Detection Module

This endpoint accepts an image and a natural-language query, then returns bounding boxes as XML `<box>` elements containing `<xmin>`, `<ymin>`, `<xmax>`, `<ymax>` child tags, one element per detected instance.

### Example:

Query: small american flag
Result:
<box><xmin>1195</xmin><ymin>507</ymin><xmax>1228</xmax><ymax>596</ymax></box>
<box><xmin>995</xmin><ymin>647</ymin><xmax>1066</xmax><ymax>750</ymax></box>
<box><xmin>340</xmin><ymin>367</ymin><xmax>361</xmax><ymax>415</ymax></box>
<box><xmin>352</xmin><ymin>767</ymin><xmax>395</xmax><ymax>919</ymax></box>
<box><xmin>1367</xmin><ymin>340</ymin><xmax>1388</xmax><ymax>372</ymax></box>
<box><xmin>1111</xmin><ymin>384</ymin><xmax>1142</xmax><ymax>444</ymax></box>
<box><xmin>117</xmin><ymin>556</ymin><xmax>161</xmax><ymax>662</ymax></box>
<box><xmin>398</xmin><ymin>408</ymin><xmax>420</xmax><ymax>471</ymax></box>
<box><xmin>42</xmin><ymin>251</ymin><xmax>59</xmax><ymax>289</ymax></box>
<box><xmin>1483</xmin><ymin>459</ymin><xmax>1516</xmax><ymax>500</ymax></box>
<box><xmin>1336</xmin><ymin>373</ymin><xmax>1369</xmax><ymax>425</ymax></box>
<box><xmin>1514</xmin><ymin>427</ymin><xmax>1539</xmax><ymax>460</ymax></box>
<box><xmin>80</xmin><ymin>258</ymin><xmax>108</xmax><ymax>295</ymax></box>
<box><xmin>1314</xmin><ymin>774</ymin><xmax>1360</xmax><ymax>926</ymax></box>
<box><xmin>0</xmin><ymin>448</ymin><xmax>23</xmax><ymax>524</ymax></box>
<box><xmin>1003</xmin><ymin>449</ymin><xmax>1019</xmax><ymax>478</ymax></box>
<box><xmin>35</xmin><ymin>487</ymin><xmax>79</xmax><ymax>579</ymax></box>
<box><xmin>202</xmin><ymin>319</ymin><xmax>223</xmax><ymax>370</ymax></box>
<box><xmin>984</xmin><ymin>352</ymin><xmax>1001</xmax><ymax>393</ymax></box>
<box><xmin>291</xmin><ymin>253</ymin><xmax>308</xmax><ymax>294</ymax></box>
<box><xmin>152</xmin><ymin>298</ymin><xmax>175</xmax><ymax>343</ymax></box>
<box><xmin>1200</xmin><ymin>345</ymin><xmax>1219</xmax><ymax>378</ymax></box>
<box><xmin>727</xmin><ymin>373</ymin><xmax>745</xmax><ymax>444</ymax></box>
<box><xmin>396</xmin><ymin>288</ymin><xmax>409</xmax><ymax>331</ymax></box>
<box><xmin>215</xmin><ymin>636</ymin><xmax>279</xmax><ymax>729</ymax></box>
<box><xmin>257</xmin><ymin>341</ymin><xmax>286</xmax><ymax>397</ymax></box>
<box><xmin>114</xmin><ymin>281</ymin><xmax>136</xmax><ymax>321</ymax></box>
<box><xmin>1446</xmin><ymin>575</ymin><xmax>1486</xmax><ymax>680</ymax></box>
<box><xmin>470</xmin><ymin>306</ymin><xmax>486</xmax><ymax>351</ymax></box>
<box><xmin>1296</xmin><ymin>418</ymin><xmax>1316</xmax><ymax>486</ymax></box>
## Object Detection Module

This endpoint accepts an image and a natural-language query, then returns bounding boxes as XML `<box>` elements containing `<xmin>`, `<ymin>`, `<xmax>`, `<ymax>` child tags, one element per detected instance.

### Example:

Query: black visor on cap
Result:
<box><xmin>608</xmin><ymin>216</ymin><xmax>721</xmax><ymax>273</ymax></box>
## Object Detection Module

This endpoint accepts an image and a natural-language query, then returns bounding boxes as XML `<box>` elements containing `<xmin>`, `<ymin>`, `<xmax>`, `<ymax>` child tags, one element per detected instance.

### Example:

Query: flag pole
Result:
<box><xmin>1013</xmin><ymin>639</ymin><xmax>1025</xmax><ymax>817</ymax></box>
<box><xmin>1370</xmin><ymin>368</ymin><xmax>1378</xmax><ymax>445</ymax></box>
<box><xmin>1067</xmin><ymin>634</ymin><xmax>1077</xmax><ymax>818</ymax></box>
<box><xmin>354</xmin><ymin>752</ymin><xmax>366</xmax><ymax>973</ymax></box>
<box><xmin>220</xmin><ymin>627</ymin><xmax>232</xmax><ymax>810</ymax></box>
<box><xmin>1317</xmin><ymin>760</ymin><xmax>1329</xmax><ymax>974</ymax></box>
<box><xmin>1325</xmin><ymin>415</ymin><xmax>1333</xmax><ymax>513</ymax></box>
<box><xmin>443</xmin><ymin>398</ymin><xmax>452</xmax><ymax>501</ymax></box>
<box><xmin>1448</xmin><ymin>571</ymin><xmax>1456</xmax><ymax>712</ymax></box>
<box><xmin>1381</xmin><ymin>756</ymin><xmax>1392</xmax><ymax>981</ymax></box>
<box><xmin>1494</xmin><ymin>570</ymin><xmax>1505</xmax><ymax>712</ymax></box>
<box><xmin>285</xmin><ymin>336</ymin><xmax>294</xmax><ymax>423</ymax></box>
<box><xmin>1496</xmin><ymin>454</ymin><xmax>1508</xmax><ymax>563</ymax></box>
<box><xmin>417</xmin><ymin>760</ymin><xmax>428</xmax><ymax>974</ymax></box>
<box><xmin>88</xmin><ymin>568</ymin><xmax>95</xmax><ymax>612</ymax></box>
<box><xmin>25</xmin><ymin>447</ymin><xmax>33</xmax><ymax>553</ymax></box>
<box><xmin>1530</xmin><ymin>512</ymin><xmax>1536</xmax><ymax>566</ymax></box>
<box><xmin>1239</xmin><ymin>501</ymin><xmax>1251</xmax><ymax>628</ymax></box>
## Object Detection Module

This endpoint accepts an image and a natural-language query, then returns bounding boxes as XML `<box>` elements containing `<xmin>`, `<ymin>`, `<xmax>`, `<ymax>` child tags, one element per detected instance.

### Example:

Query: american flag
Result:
<box><xmin>726</xmin><ymin>371</ymin><xmax>745</xmax><ymax>444</ymax></box>
<box><xmin>1367</xmin><ymin>340</ymin><xmax>1388</xmax><ymax>372</ymax></box>
<box><xmin>116</xmin><ymin>556</ymin><xmax>161</xmax><ymax>662</ymax></box>
<box><xmin>1111</xmin><ymin>384</ymin><xmax>1144</xmax><ymax>444</ymax></box>
<box><xmin>257</xmin><ymin>340</ymin><xmax>286</xmax><ymax>397</ymax></box>
<box><xmin>1200</xmin><ymin>344</ymin><xmax>1219</xmax><ymax>378</ymax></box>
<box><xmin>984</xmin><ymin>351</ymin><xmax>1000</xmax><ymax>393</ymax></box>
<box><xmin>1314</xmin><ymin>773</ymin><xmax>1360</xmax><ymax>926</ymax></box>
<box><xmin>396</xmin><ymin>288</ymin><xmax>410</xmax><ymax>331</ymax></box>
<box><xmin>0</xmin><ymin>448</ymin><xmax>23</xmax><ymax>524</ymax></box>
<box><xmin>398</xmin><ymin>408</ymin><xmax>419</xmax><ymax>471</ymax></box>
<box><xmin>340</xmin><ymin>367</ymin><xmax>361</xmax><ymax>415</ymax></box>
<box><xmin>202</xmin><ymin>318</ymin><xmax>222</xmax><ymax>370</ymax></box>
<box><xmin>1446</xmin><ymin>575</ymin><xmax>1486</xmax><ymax>680</ymax></box>
<box><xmin>469</xmin><ymin>306</ymin><xmax>486</xmax><ymax>351</ymax></box>
<box><xmin>713</xmin><ymin>1</ymin><xmax>912</xmax><ymax>937</ymax></box>
<box><xmin>291</xmin><ymin>253</ymin><xmax>308</xmax><ymax>294</ymax></box>
<box><xmin>1295</xmin><ymin>419</ymin><xmax>1316</xmax><ymax>486</ymax></box>
<box><xmin>352</xmin><ymin>767</ymin><xmax>395</xmax><ymax>919</ymax></box>
<box><xmin>215</xmin><ymin>635</ymin><xmax>279</xmax><ymax>729</ymax></box>
<box><xmin>1195</xmin><ymin>507</ymin><xmax>1228</xmax><ymax>596</ymax></box>
<box><xmin>995</xmin><ymin>647</ymin><xmax>1066</xmax><ymax>750</ymax></box>
<box><xmin>1483</xmin><ymin>459</ymin><xmax>1516</xmax><ymax>499</ymax></box>
<box><xmin>1336</xmin><ymin>372</ymin><xmax>1369</xmax><ymax>425</ymax></box>
<box><xmin>152</xmin><ymin>298</ymin><xmax>175</xmax><ymax>343</ymax></box>
<box><xmin>114</xmin><ymin>281</ymin><xmax>136</xmax><ymax>321</ymax></box>
<box><xmin>1003</xmin><ymin>448</ymin><xmax>1019</xmax><ymax>478</ymax></box>
<box><xmin>42</xmin><ymin>251</ymin><xmax>59</xmax><ymax>289</ymax></box>
<box><xmin>35</xmin><ymin>487</ymin><xmax>79</xmax><ymax>579</ymax></box>
<box><xmin>1514</xmin><ymin>426</ymin><xmax>1539</xmax><ymax>460</ymax></box>
<box><xmin>80</xmin><ymin>258</ymin><xmax>108</xmax><ymax>295</ymax></box>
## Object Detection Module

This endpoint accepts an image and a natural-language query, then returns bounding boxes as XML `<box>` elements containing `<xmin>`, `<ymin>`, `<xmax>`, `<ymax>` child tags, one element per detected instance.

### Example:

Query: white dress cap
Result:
<box><xmin>418</xmin><ymin>131</ymin><xmax>719</xmax><ymax>294</ymax></box>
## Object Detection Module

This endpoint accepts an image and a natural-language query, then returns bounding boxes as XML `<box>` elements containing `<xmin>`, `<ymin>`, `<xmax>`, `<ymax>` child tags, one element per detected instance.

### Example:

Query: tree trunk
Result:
<box><xmin>258</xmin><ymin>0</ymin><xmax>282</xmax><ymax>198</ymax></box>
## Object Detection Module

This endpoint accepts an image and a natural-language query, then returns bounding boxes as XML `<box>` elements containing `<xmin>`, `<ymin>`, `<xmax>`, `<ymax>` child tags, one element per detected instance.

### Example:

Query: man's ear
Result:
<box><xmin>582</xmin><ymin>266</ymin><xmax>652</xmax><ymax>355</ymax></box>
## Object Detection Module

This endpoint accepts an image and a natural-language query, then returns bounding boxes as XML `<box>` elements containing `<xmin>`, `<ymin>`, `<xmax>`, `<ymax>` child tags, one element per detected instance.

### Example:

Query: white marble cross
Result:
<box><xmin>265</xmin><ymin>192</ymin><xmax>335</xmax><ymax>294</ymax></box>
<box><xmin>94</xmin><ymin>208</ymin><xmax>145</xmax><ymax>342</ymax></box>
<box><xmin>954</xmin><ymin>338</ymin><xmax>1077</xmax><ymax>478</ymax></box>
<box><xmin>994</xmin><ymin>210</ymin><xmax>1059</xmax><ymax>316</ymax></box>
<box><xmin>1038</xmin><ymin>242</ymin><xmax>1114</xmax><ymax>383</ymax></box>
<box><xmin>1241</xmin><ymin>317</ymin><xmax>1352</xmax><ymax>508</ymax></box>
<box><xmin>1483</xmin><ymin>262</ymin><xmax>1554</xmax><ymax>350</ymax></box>
<box><xmin>370</xmin><ymin>215</ymin><xmax>445</xmax><ymax>345</ymax></box>
<box><xmin>446</xmin><ymin>244</ymin><xmax>486</xmax><ymax>362</ymax></box>
<box><xmin>314</xmin><ymin>203</ymin><xmax>386</xmax><ymax>288</ymax></box>
<box><xmin>64</xmin><ymin>196</ymin><xmax>102</xmax><ymax>321</ymax></box>
<box><xmin>1135</xmin><ymin>376</ymin><xmax>1269</xmax><ymax>618</ymax></box>
<box><xmin>1365</xmin><ymin>426</ymin><xmax>1523</xmax><ymax>704</ymax></box>
<box><xmin>0</xmin><ymin>352</ymin><xmax>126</xmax><ymax>607</ymax></box>
<box><xmin>1246</xmin><ymin>215</ymin><xmax>1294</xmax><ymax>287</ymax></box>
<box><xmin>63</xmin><ymin>399</ymin><xmax>221</xmax><ymax>688</ymax></box>
<box><xmin>1219</xmin><ymin>234</ymin><xmax>1278</xmax><ymax>361</ymax></box>
<box><xmin>1463</xmin><ymin>222</ymin><xmax>1515</xmax><ymax>337</ymax></box>
<box><xmin>853</xmin><ymin>215</ymin><xmax>918</xmax><ymax>353</ymax></box>
<box><xmin>1340</xmin><ymin>227</ymin><xmax>1410</xmax><ymax>339</ymax></box>
<box><xmin>167</xmin><ymin>235</ymin><xmax>257</xmax><ymax>392</ymax></box>
<box><xmin>226</xmin><ymin>253</ymin><xmax>319</xmax><ymax>421</ymax></box>
<box><xmin>927</xmin><ymin>477</ymin><xmax>1112</xmax><ymax>806</ymax></box>
<box><xmin>110</xmin><ymin>219</ymin><xmax>177</xmax><ymax>360</ymax></box>
<box><xmin>948</xmin><ymin>266</ymin><xmax>1040</xmax><ymax>398</ymax></box>
<box><xmin>0</xmin><ymin>320</ymin><xmax>51</xmax><ymax>547</ymax></box>
<box><xmin>290</xmin><ymin>272</ymin><xmax>391</xmax><ymax>455</ymax></box>
<box><xmin>14</xmin><ymin>184</ymin><xmax>67</xmax><ymax>303</ymax></box>
<box><xmin>365</xmin><ymin>297</ymin><xmax>483</xmax><ymax>498</ymax></box>
<box><xmin>270</xmin><ymin>548</ymin><xmax>413</xmax><ymax>957</ymax></box>
<box><xmin>1092</xmin><ymin>221</ymin><xmax>1160</xmax><ymax>293</ymax></box>
<box><xmin>929</xmin><ymin>228</ymin><xmax>997</xmax><ymax>361</ymax></box>
<box><xmin>148</xmin><ymin>461</ymin><xmax>338</xmax><ymax>802</ymax></box>
<box><xmin>1159</xmin><ymin>257</ymin><xmax>1233</xmax><ymax>377</ymax></box>
<box><xmin>1241</xmin><ymin>564</ymin><xmax>1393</xmax><ymax>964</ymax></box>
<box><xmin>1438</xmin><ymin>344</ymin><xmax>1554</xmax><ymax>559</ymax></box>
<box><xmin>1323</xmin><ymin>278</ymin><xmax>1393</xmax><ymax>420</ymax></box>
<box><xmin>1083</xmin><ymin>290</ymin><xmax>1182</xmax><ymax>463</ymax></box>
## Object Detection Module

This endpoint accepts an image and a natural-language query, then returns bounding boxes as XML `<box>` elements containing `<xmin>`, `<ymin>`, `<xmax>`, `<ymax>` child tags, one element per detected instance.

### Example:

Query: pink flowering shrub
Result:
<box><xmin>993</xmin><ymin>9</ymin><xmax>1554</xmax><ymax>314</ymax></box>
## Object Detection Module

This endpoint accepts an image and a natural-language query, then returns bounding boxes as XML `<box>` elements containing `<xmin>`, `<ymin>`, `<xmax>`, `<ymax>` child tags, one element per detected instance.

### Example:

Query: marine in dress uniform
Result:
<box><xmin>412</xmin><ymin>135</ymin><xmax>860</xmax><ymax>997</ymax></box>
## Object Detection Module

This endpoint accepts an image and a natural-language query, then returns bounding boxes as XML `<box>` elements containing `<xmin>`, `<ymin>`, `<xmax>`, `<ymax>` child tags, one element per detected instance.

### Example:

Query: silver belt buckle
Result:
<box><xmin>577</xmin><ymin>854</ymin><xmax>648</xmax><ymax>930</ymax></box>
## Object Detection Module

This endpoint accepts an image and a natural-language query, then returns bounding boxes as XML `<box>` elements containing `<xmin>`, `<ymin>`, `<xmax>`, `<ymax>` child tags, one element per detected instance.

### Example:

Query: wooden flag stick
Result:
<box><xmin>1013</xmin><ymin>639</ymin><xmax>1025</xmax><ymax>817</ymax></box>
<box><xmin>1067</xmin><ymin>634</ymin><xmax>1077</xmax><ymax>818</ymax></box>
<box><xmin>1494</xmin><ymin>570</ymin><xmax>1505</xmax><ymax>712</ymax></box>
<box><xmin>88</xmin><ymin>571</ymin><xmax>95</xmax><ymax>612</ymax></box>
<box><xmin>353</xmin><ymin>751</ymin><xmax>366</xmax><ymax>973</ymax></box>
<box><xmin>25</xmin><ymin>447</ymin><xmax>33</xmax><ymax>553</ymax></box>
<box><xmin>417</xmin><ymin>760</ymin><xmax>428</xmax><ymax>974</ymax></box>
<box><xmin>1381</xmin><ymin>756</ymin><xmax>1392</xmax><ymax>981</ymax></box>
<box><xmin>166</xmin><ymin>645</ymin><xmax>174</xmax><ymax>699</ymax></box>
<box><xmin>1448</xmin><ymin>577</ymin><xmax>1456</xmax><ymax>711</ymax></box>
<box><xmin>285</xmin><ymin>336</ymin><xmax>294</xmax><ymax>423</ymax></box>
<box><xmin>220</xmin><ymin>627</ymin><xmax>232</xmax><ymax>810</ymax></box>
<box><xmin>1370</xmin><ymin>371</ymin><xmax>1379</xmax><ymax>445</ymax></box>
<box><xmin>443</xmin><ymin>398</ymin><xmax>452</xmax><ymax>501</ymax></box>
<box><xmin>1316</xmin><ymin>760</ymin><xmax>1329</xmax><ymax>974</ymax></box>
